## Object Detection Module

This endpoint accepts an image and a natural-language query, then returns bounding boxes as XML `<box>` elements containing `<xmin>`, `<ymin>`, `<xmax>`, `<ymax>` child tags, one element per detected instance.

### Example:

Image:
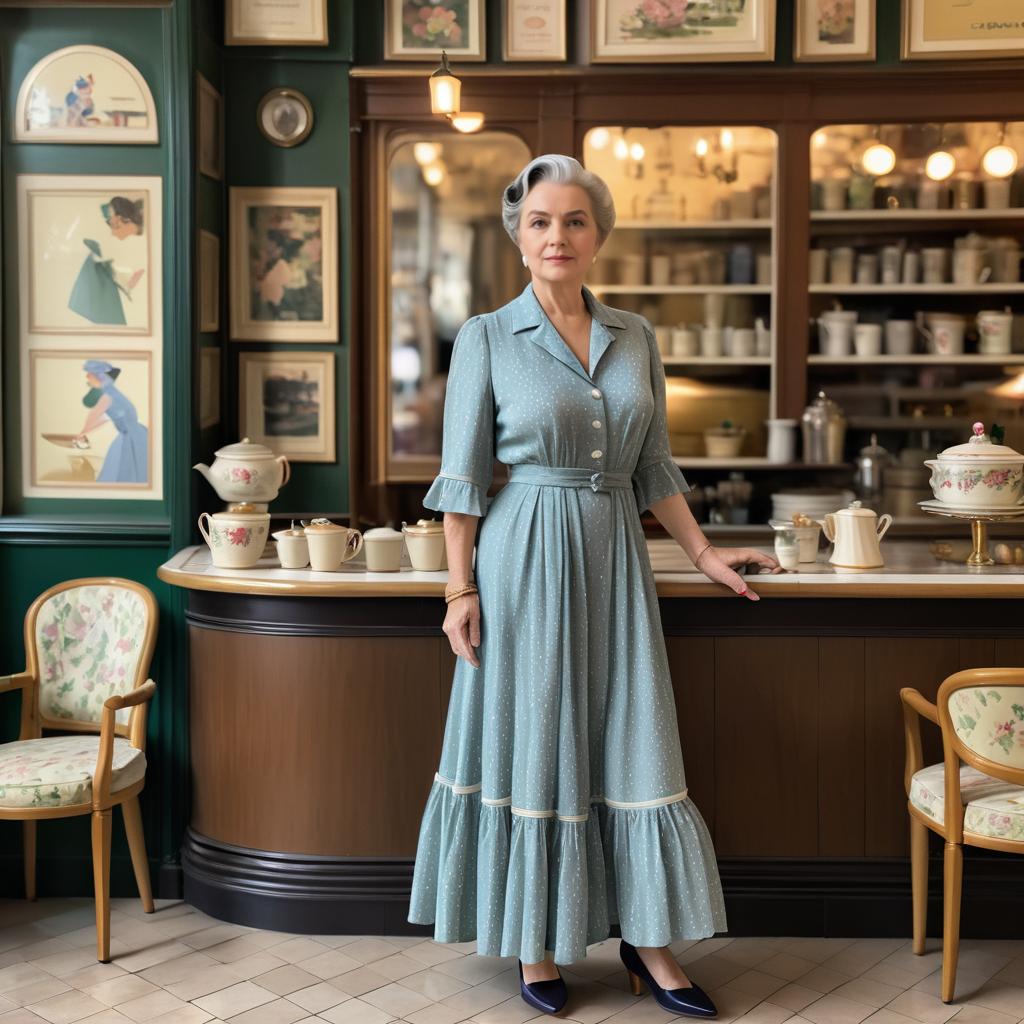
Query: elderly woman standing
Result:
<box><xmin>408</xmin><ymin>154</ymin><xmax>781</xmax><ymax>1017</ymax></box>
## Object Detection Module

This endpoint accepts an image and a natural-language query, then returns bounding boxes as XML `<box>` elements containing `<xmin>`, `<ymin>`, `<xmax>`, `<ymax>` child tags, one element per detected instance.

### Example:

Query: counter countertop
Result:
<box><xmin>158</xmin><ymin>538</ymin><xmax>1024</xmax><ymax>599</ymax></box>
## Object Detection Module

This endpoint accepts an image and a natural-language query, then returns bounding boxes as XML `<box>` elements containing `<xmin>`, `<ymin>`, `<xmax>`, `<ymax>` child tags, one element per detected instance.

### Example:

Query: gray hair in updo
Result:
<box><xmin>501</xmin><ymin>153</ymin><xmax>616</xmax><ymax>247</ymax></box>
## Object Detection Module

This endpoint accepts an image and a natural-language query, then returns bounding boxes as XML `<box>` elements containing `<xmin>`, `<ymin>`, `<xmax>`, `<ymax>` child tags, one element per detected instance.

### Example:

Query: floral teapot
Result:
<box><xmin>193</xmin><ymin>437</ymin><xmax>290</xmax><ymax>508</ymax></box>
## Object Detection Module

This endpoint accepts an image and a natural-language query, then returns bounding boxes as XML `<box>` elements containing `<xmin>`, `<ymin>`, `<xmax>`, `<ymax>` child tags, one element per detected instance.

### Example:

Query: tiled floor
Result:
<box><xmin>2</xmin><ymin>900</ymin><xmax>1024</xmax><ymax>1024</ymax></box>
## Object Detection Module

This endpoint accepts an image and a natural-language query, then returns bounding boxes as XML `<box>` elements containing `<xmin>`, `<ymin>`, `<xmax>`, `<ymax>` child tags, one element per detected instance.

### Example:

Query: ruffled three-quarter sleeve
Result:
<box><xmin>632</xmin><ymin>320</ymin><xmax>691</xmax><ymax>516</ymax></box>
<box><xmin>423</xmin><ymin>315</ymin><xmax>496</xmax><ymax>518</ymax></box>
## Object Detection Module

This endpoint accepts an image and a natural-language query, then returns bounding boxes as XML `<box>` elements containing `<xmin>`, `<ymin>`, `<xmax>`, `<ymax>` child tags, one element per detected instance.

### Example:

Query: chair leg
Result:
<box><xmin>941</xmin><ymin>841</ymin><xmax>963</xmax><ymax>1004</ymax></box>
<box><xmin>91</xmin><ymin>809</ymin><xmax>112</xmax><ymax>963</ymax></box>
<box><xmin>910</xmin><ymin>815</ymin><xmax>928</xmax><ymax>955</ymax></box>
<box><xmin>121</xmin><ymin>796</ymin><xmax>154</xmax><ymax>913</ymax></box>
<box><xmin>23</xmin><ymin>821</ymin><xmax>37</xmax><ymax>902</ymax></box>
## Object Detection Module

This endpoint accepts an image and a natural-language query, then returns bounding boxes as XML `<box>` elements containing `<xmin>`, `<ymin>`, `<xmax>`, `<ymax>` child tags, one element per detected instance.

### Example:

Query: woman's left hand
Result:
<box><xmin>715</xmin><ymin>546</ymin><xmax>785</xmax><ymax>574</ymax></box>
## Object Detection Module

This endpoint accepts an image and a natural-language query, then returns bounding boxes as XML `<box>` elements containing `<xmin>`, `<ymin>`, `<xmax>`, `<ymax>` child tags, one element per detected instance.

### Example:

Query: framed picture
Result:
<box><xmin>198</xmin><ymin>229</ymin><xmax>220</xmax><ymax>333</ymax></box>
<box><xmin>384</xmin><ymin>0</ymin><xmax>486</xmax><ymax>60</ymax></box>
<box><xmin>225</xmin><ymin>0</ymin><xmax>328</xmax><ymax>45</ymax></box>
<box><xmin>196</xmin><ymin>73</ymin><xmax>223</xmax><ymax>180</ymax></box>
<box><xmin>239</xmin><ymin>351</ymin><xmax>335</xmax><ymax>462</ymax></box>
<box><xmin>199</xmin><ymin>347</ymin><xmax>221</xmax><ymax>429</ymax></box>
<box><xmin>18</xmin><ymin>174</ymin><xmax>162</xmax><ymax>340</ymax></box>
<box><xmin>795</xmin><ymin>0</ymin><xmax>875</xmax><ymax>62</ymax></box>
<box><xmin>257</xmin><ymin>87</ymin><xmax>314</xmax><ymax>148</ymax></box>
<box><xmin>25</xmin><ymin>348</ymin><xmax>162</xmax><ymax>500</ymax></box>
<box><xmin>229</xmin><ymin>186</ymin><xmax>338</xmax><ymax>343</ymax></box>
<box><xmin>589</xmin><ymin>0</ymin><xmax>776</xmax><ymax>62</ymax></box>
<box><xmin>902</xmin><ymin>0</ymin><xmax>1024</xmax><ymax>60</ymax></box>
<box><xmin>503</xmin><ymin>0</ymin><xmax>566</xmax><ymax>60</ymax></box>
<box><xmin>14</xmin><ymin>44</ymin><xmax>157</xmax><ymax>144</ymax></box>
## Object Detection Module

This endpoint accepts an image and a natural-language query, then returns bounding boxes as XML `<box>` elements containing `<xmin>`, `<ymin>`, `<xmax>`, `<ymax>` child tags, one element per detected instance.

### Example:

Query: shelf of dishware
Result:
<box><xmin>809</xmin><ymin>354</ymin><xmax>1024</xmax><ymax>365</ymax></box>
<box><xmin>674</xmin><ymin>457</ymin><xmax>850</xmax><ymax>469</ymax></box>
<box><xmin>591</xmin><ymin>284</ymin><xmax>773</xmax><ymax>295</ymax></box>
<box><xmin>810</xmin><ymin>283</ymin><xmax>1024</xmax><ymax>295</ymax></box>
<box><xmin>810</xmin><ymin>209</ymin><xmax>1024</xmax><ymax>223</ymax></box>
<box><xmin>846</xmin><ymin>415</ymin><xmax>973</xmax><ymax>430</ymax></box>
<box><xmin>615</xmin><ymin>219</ymin><xmax>772</xmax><ymax>231</ymax></box>
<box><xmin>664</xmin><ymin>356</ymin><xmax>772</xmax><ymax>366</ymax></box>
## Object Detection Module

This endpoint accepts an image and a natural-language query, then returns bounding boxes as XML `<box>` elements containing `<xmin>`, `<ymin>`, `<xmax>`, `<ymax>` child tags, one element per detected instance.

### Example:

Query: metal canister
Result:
<box><xmin>854</xmin><ymin>433</ymin><xmax>890</xmax><ymax>504</ymax></box>
<box><xmin>801</xmin><ymin>390</ymin><xmax>847</xmax><ymax>464</ymax></box>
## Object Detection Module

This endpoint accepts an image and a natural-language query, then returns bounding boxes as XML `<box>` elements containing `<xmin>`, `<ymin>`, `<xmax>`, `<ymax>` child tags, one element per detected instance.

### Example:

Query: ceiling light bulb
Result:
<box><xmin>812</xmin><ymin>131</ymin><xmax>828</xmax><ymax>149</ymax></box>
<box><xmin>629</xmin><ymin>142</ymin><xmax>645</xmax><ymax>161</ymax></box>
<box><xmin>589</xmin><ymin>127</ymin><xmax>610</xmax><ymax>150</ymax></box>
<box><xmin>450</xmin><ymin>111</ymin><xmax>484</xmax><ymax>133</ymax></box>
<box><xmin>413</xmin><ymin>142</ymin><xmax>440</xmax><ymax>166</ymax></box>
<box><xmin>422</xmin><ymin>163</ymin><xmax>445</xmax><ymax>186</ymax></box>
<box><xmin>695</xmin><ymin>137</ymin><xmax>709</xmax><ymax>158</ymax></box>
<box><xmin>720</xmin><ymin>129</ymin><xmax>734</xmax><ymax>151</ymax></box>
<box><xmin>925</xmin><ymin>149</ymin><xmax>956</xmax><ymax>181</ymax></box>
<box><xmin>861</xmin><ymin>142</ymin><xmax>896</xmax><ymax>176</ymax></box>
<box><xmin>983</xmin><ymin>143</ymin><xmax>1018</xmax><ymax>178</ymax></box>
<box><xmin>613</xmin><ymin>137</ymin><xmax>629</xmax><ymax>160</ymax></box>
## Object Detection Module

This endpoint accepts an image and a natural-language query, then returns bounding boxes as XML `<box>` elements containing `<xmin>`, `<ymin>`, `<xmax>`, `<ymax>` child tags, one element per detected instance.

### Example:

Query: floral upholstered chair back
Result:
<box><xmin>30</xmin><ymin>581</ymin><xmax>156</xmax><ymax>730</ymax></box>
<box><xmin>941</xmin><ymin>669</ymin><xmax>1024</xmax><ymax>781</ymax></box>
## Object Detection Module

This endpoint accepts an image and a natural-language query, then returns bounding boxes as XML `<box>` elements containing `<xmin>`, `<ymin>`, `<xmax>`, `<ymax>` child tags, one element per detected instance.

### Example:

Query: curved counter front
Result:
<box><xmin>160</xmin><ymin>542</ymin><xmax>1024</xmax><ymax>938</ymax></box>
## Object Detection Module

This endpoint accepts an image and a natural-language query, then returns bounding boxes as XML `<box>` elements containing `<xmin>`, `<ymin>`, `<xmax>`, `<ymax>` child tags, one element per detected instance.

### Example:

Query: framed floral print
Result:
<box><xmin>503</xmin><ymin>0</ymin><xmax>567</xmax><ymax>60</ymax></box>
<box><xmin>225</xmin><ymin>0</ymin><xmax>328</xmax><ymax>45</ymax></box>
<box><xmin>589</xmin><ymin>0</ymin><xmax>776</xmax><ymax>62</ymax></box>
<box><xmin>229</xmin><ymin>186</ymin><xmax>338</xmax><ymax>343</ymax></box>
<box><xmin>902</xmin><ymin>0</ymin><xmax>1024</xmax><ymax>60</ymax></box>
<box><xmin>239</xmin><ymin>351</ymin><xmax>335</xmax><ymax>462</ymax></box>
<box><xmin>14</xmin><ymin>45</ymin><xmax>157</xmax><ymax>144</ymax></box>
<box><xmin>384</xmin><ymin>0</ymin><xmax>487</xmax><ymax>61</ymax></box>
<box><xmin>795</xmin><ymin>0</ymin><xmax>875</xmax><ymax>62</ymax></box>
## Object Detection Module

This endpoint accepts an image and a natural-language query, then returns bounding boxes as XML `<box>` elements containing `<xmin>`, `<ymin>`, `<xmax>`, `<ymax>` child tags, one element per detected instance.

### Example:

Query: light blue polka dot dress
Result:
<box><xmin>407</xmin><ymin>281</ymin><xmax>727</xmax><ymax>965</ymax></box>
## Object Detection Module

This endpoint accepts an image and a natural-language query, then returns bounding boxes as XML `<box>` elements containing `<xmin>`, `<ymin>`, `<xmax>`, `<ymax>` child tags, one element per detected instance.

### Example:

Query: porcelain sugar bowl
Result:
<box><xmin>924</xmin><ymin>422</ymin><xmax>1024</xmax><ymax>509</ymax></box>
<box><xmin>193</xmin><ymin>437</ymin><xmax>291</xmax><ymax>509</ymax></box>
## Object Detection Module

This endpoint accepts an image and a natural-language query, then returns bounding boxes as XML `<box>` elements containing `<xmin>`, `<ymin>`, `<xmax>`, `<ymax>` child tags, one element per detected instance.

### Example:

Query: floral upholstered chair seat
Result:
<box><xmin>909</xmin><ymin>762</ymin><xmax>1024</xmax><ymax>841</ymax></box>
<box><xmin>0</xmin><ymin>735</ymin><xmax>146</xmax><ymax>810</ymax></box>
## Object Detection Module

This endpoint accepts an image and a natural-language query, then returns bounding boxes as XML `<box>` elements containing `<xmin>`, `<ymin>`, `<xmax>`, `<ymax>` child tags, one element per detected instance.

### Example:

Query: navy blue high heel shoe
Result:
<box><xmin>518</xmin><ymin>958</ymin><xmax>568</xmax><ymax>1015</ymax></box>
<box><xmin>619</xmin><ymin>939</ymin><xmax>718</xmax><ymax>1018</ymax></box>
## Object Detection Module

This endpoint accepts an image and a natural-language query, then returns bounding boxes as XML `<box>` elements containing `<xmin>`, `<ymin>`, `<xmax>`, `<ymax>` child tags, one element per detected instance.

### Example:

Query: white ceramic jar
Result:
<box><xmin>364</xmin><ymin>526</ymin><xmax>404</xmax><ymax>572</ymax></box>
<box><xmin>402</xmin><ymin>519</ymin><xmax>445</xmax><ymax>571</ymax></box>
<box><xmin>924</xmin><ymin>422</ymin><xmax>1024</xmax><ymax>508</ymax></box>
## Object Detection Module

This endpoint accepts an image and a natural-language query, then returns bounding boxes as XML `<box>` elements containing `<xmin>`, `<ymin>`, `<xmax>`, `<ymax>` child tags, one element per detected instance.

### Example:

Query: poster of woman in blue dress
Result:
<box><xmin>75</xmin><ymin>359</ymin><xmax>149</xmax><ymax>483</ymax></box>
<box><xmin>67</xmin><ymin>195</ymin><xmax>146</xmax><ymax>327</ymax></box>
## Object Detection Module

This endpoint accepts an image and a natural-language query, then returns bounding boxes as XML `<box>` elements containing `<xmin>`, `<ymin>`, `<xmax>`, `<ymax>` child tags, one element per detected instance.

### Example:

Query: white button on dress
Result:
<box><xmin>591</xmin><ymin>388</ymin><xmax>601</xmax><ymax>398</ymax></box>
<box><xmin>591</xmin><ymin>449</ymin><xmax>603</xmax><ymax>459</ymax></box>
<box><xmin>592</xmin><ymin>420</ymin><xmax>602</xmax><ymax>428</ymax></box>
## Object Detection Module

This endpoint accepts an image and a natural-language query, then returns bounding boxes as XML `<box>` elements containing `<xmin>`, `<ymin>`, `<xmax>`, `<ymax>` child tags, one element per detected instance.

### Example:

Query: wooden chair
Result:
<box><xmin>0</xmin><ymin>577</ymin><xmax>158</xmax><ymax>963</ymax></box>
<box><xmin>901</xmin><ymin>667</ymin><xmax>1024</xmax><ymax>1004</ymax></box>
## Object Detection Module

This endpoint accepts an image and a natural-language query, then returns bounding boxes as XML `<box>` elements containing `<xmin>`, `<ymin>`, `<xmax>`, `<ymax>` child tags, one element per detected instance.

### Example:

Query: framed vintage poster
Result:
<box><xmin>229</xmin><ymin>185</ymin><xmax>338</xmax><ymax>342</ymax></box>
<box><xmin>902</xmin><ymin>0</ymin><xmax>1024</xmax><ymax>60</ymax></box>
<box><xmin>199</xmin><ymin>347</ymin><xmax>221</xmax><ymax>429</ymax></box>
<box><xmin>503</xmin><ymin>0</ymin><xmax>567</xmax><ymax>60</ymax></box>
<box><xmin>590</xmin><ymin>0</ymin><xmax>776</xmax><ymax>62</ymax></box>
<box><xmin>14</xmin><ymin>44</ymin><xmax>158</xmax><ymax>144</ymax></box>
<box><xmin>196</xmin><ymin>73</ymin><xmax>223</xmax><ymax>180</ymax></box>
<box><xmin>239</xmin><ymin>351</ymin><xmax>335</xmax><ymax>462</ymax></box>
<box><xmin>384</xmin><ymin>0</ymin><xmax>487</xmax><ymax>60</ymax></box>
<box><xmin>18</xmin><ymin>174</ymin><xmax>162</xmax><ymax>340</ymax></box>
<box><xmin>225</xmin><ymin>0</ymin><xmax>328</xmax><ymax>45</ymax></box>
<box><xmin>795</xmin><ymin>0</ymin><xmax>875</xmax><ymax>62</ymax></box>
<box><xmin>25</xmin><ymin>349</ymin><xmax>162</xmax><ymax>500</ymax></box>
<box><xmin>198</xmin><ymin>229</ymin><xmax>220</xmax><ymax>333</ymax></box>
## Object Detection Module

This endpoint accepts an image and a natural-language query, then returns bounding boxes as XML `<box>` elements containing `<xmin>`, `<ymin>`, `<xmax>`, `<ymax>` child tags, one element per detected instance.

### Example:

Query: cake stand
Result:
<box><xmin>918</xmin><ymin>499</ymin><xmax>1024</xmax><ymax>566</ymax></box>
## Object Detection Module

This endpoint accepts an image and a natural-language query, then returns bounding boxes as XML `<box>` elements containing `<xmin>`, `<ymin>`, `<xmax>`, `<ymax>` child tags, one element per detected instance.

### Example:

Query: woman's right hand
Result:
<box><xmin>443</xmin><ymin>592</ymin><xmax>482</xmax><ymax>667</ymax></box>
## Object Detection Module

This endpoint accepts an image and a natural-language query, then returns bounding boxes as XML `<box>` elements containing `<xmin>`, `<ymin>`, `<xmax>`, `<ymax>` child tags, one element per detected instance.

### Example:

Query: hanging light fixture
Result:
<box><xmin>450</xmin><ymin>112</ymin><xmax>484</xmax><ymax>133</ymax></box>
<box><xmin>859</xmin><ymin>125</ymin><xmax>896</xmax><ymax>177</ymax></box>
<box><xmin>983</xmin><ymin>122</ymin><xmax>1019</xmax><ymax>178</ymax></box>
<box><xmin>413</xmin><ymin>142</ymin><xmax>441</xmax><ymax>166</ymax></box>
<box><xmin>428</xmin><ymin>50</ymin><xmax>485</xmax><ymax>133</ymax></box>
<box><xmin>925</xmin><ymin>124</ymin><xmax>956</xmax><ymax>181</ymax></box>
<box><xmin>589</xmin><ymin>127</ymin><xmax>611</xmax><ymax>150</ymax></box>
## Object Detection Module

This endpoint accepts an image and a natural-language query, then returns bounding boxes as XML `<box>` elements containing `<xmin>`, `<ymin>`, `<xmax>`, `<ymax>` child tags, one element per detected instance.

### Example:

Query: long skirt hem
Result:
<box><xmin>406</xmin><ymin>776</ymin><xmax>728</xmax><ymax>966</ymax></box>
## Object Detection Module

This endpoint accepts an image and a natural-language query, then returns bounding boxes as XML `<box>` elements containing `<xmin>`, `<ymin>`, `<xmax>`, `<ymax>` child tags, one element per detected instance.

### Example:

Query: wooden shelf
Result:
<box><xmin>614</xmin><ymin>218</ymin><xmax>772</xmax><ymax>230</ymax></box>
<box><xmin>847</xmin><ymin>416</ymin><xmax>973</xmax><ymax>430</ymax></box>
<box><xmin>809</xmin><ymin>354</ymin><xmax>1024</xmax><ymax>365</ymax></box>
<box><xmin>664</xmin><ymin>356</ymin><xmax>772</xmax><ymax>366</ymax></box>
<box><xmin>810</xmin><ymin>208</ymin><xmax>1024</xmax><ymax>222</ymax></box>
<box><xmin>674</xmin><ymin>457</ymin><xmax>850</xmax><ymax>469</ymax></box>
<box><xmin>809</xmin><ymin>283</ymin><xmax>1024</xmax><ymax>295</ymax></box>
<box><xmin>591</xmin><ymin>284</ymin><xmax>772</xmax><ymax>295</ymax></box>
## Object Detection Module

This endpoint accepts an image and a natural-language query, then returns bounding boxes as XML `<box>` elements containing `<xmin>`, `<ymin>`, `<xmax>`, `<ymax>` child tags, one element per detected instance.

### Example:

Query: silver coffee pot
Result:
<box><xmin>854</xmin><ymin>432</ymin><xmax>891</xmax><ymax>504</ymax></box>
<box><xmin>801</xmin><ymin>390</ymin><xmax>847</xmax><ymax>464</ymax></box>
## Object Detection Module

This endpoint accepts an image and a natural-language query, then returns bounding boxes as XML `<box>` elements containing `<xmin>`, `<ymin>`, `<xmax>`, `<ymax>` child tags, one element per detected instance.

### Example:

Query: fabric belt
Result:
<box><xmin>507</xmin><ymin>464</ymin><xmax>632</xmax><ymax>493</ymax></box>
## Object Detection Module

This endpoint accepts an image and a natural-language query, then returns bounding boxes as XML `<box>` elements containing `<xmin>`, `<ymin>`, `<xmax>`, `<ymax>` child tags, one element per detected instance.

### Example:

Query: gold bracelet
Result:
<box><xmin>693</xmin><ymin>542</ymin><xmax>713</xmax><ymax>568</ymax></box>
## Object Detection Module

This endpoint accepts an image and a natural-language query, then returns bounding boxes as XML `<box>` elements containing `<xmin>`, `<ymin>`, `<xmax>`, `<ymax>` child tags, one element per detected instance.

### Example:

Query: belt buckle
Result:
<box><xmin>590</xmin><ymin>471</ymin><xmax>604</xmax><ymax>492</ymax></box>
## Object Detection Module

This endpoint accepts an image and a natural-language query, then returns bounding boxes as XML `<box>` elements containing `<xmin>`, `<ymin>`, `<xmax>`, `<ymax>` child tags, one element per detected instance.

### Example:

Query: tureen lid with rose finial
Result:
<box><xmin>934</xmin><ymin>422</ymin><xmax>1024</xmax><ymax>464</ymax></box>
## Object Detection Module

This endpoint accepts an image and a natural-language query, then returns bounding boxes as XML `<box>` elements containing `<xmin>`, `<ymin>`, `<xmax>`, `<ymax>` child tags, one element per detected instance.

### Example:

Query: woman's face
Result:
<box><xmin>85</xmin><ymin>372</ymin><xmax>101</xmax><ymax>388</ymax></box>
<box><xmin>518</xmin><ymin>181</ymin><xmax>600</xmax><ymax>288</ymax></box>
<box><xmin>107</xmin><ymin>213</ymin><xmax>139</xmax><ymax>240</ymax></box>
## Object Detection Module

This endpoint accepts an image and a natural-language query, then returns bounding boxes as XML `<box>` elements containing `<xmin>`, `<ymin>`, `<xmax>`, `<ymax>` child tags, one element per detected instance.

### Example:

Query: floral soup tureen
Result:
<box><xmin>925</xmin><ymin>422</ymin><xmax>1024</xmax><ymax>509</ymax></box>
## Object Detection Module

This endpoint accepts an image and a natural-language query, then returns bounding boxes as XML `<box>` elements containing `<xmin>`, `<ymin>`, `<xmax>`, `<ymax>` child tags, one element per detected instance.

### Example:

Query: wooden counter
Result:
<box><xmin>160</xmin><ymin>539</ymin><xmax>1024</xmax><ymax>940</ymax></box>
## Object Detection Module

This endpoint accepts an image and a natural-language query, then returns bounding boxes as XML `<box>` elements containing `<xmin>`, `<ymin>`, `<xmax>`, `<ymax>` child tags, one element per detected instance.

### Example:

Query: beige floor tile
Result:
<box><xmin>214</xmin><ymin>955</ymin><xmax>285</xmax><ymax>983</ymax></box>
<box><xmin>253</xmin><ymin>940</ymin><xmax>326</xmax><ymax>966</ymax></box>
<box><xmin>403</xmin><ymin>1002</ymin><xmax>476</xmax><ymax>1024</ymax></box>
<box><xmin>165</xmin><ymin>966</ymin><xmax>249</xmax><ymax>1002</ymax></box>
<box><xmin>192</xmin><ymin>980</ymin><xmax>277</xmax><ymax>1018</ymax></box>
<box><xmin>950</xmin><ymin>1005</ymin><xmax>1017</xmax><ymax>1024</ymax></box>
<box><xmin>990</xmin><ymin>955</ymin><xmax>1024</xmax><ymax>986</ymax></box>
<box><xmin>768</xmin><ymin>985</ymin><xmax>826</xmax><ymax>1013</ymax></box>
<box><xmin>329</xmin><ymin>939</ymin><xmax>404</xmax><ymax>966</ymax></box>
<box><xmin>282</xmin><ymin>981</ymin><xmax>349</xmax><ymax>1013</ymax></box>
<box><xmin>829</xmin><ymin>978</ymin><xmax>905</xmax><ymax>1009</ymax></box>
<box><xmin>680</xmin><ymin>954</ymin><xmax>748</xmax><ymax>991</ymax></box>
<box><xmin>359</xmin><ymin>980</ymin><xmax>434</xmax><ymax>1017</ymax></box>
<box><xmin>216</xmin><ymin>997</ymin><xmax>307</xmax><ymax>1024</ymax></box>
<box><xmin>251</xmin><ymin>966</ymin><xmax>320</xmax><ymax>998</ymax></box>
<box><xmin>912</xmin><ymin>968</ymin><xmax>990</xmax><ymax>1001</ymax></box>
<box><xmin>0</xmin><ymin>966</ymin><xmax>54</xmax><ymax>995</ymax></box>
<box><xmin>800</xmin><ymin>993</ymin><xmax>875</xmax><ymax>1024</ymax></box>
<box><xmin>398</xmin><ymin>969</ymin><xmax>473</xmax><ymax>1003</ymax></box>
<box><xmin>84</xmin><ymin>975</ymin><xmax>160</xmax><ymax>1007</ymax></box>
<box><xmin>759</xmin><ymin>954</ymin><xmax>819</xmax><ymax>984</ymax></box>
<box><xmin>883</xmin><ymin>989</ymin><xmax>961</xmax><ymax>1023</ymax></box>
<box><xmin>433</xmin><ymin>958</ymin><xmax>515</xmax><ymax>988</ymax></box>
<box><xmin>28</xmin><ymin>949</ymin><xmax>102</xmax><ymax>981</ymax></box>
<box><xmin>136</xmin><ymin>954</ymin><xmax>219</xmax><ymax>988</ymax></box>
<box><xmin>876</xmin><ymin>952</ymin><xmax>945</xmax><ymax>982</ymax></box>
<box><xmin>112</xmin><ymin>989</ymin><xmax>192</xmax><ymax>1024</ymax></box>
<box><xmin>706</xmin><ymin>984</ymin><xmax>764</xmax><ymax>1019</ymax></box>
<box><xmin>466</xmin><ymin>992</ymin><xmax>548</xmax><ymax>1023</ymax></box>
<box><xmin>73</xmin><ymin>1010</ymin><xmax>136</xmax><ymax>1024</ymax></box>
<box><xmin>966</xmin><ymin>981</ymin><xmax>1024</xmax><ymax>1018</ymax></box>
<box><xmin>0</xmin><ymin>1009</ymin><xmax>52</xmax><ymax>1024</ymax></box>
<box><xmin>402</xmin><ymin>944</ymin><xmax>469</xmax><ymax>969</ymax></box>
<box><xmin>440</xmin><ymin>982</ymin><xmax>521</xmax><ymax>1018</ymax></box>
<box><xmin>317</xmin><ymin>997</ymin><xmax>396</xmax><ymax>1024</ymax></box>
<box><xmin>774</xmin><ymin>942</ymin><xmax>858</xmax><ymax>966</ymax></box>
<box><xmin>63</xmin><ymin>965</ymin><xmax>129</xmax><ymax>991</ymax></box>
<box><xmin>143</xmin><ymin>1008</ymin><xmax>213</xmax><ymax>1024</ymax></box>
<box><xmin>24</xmin><ymin>989</ymin><xmax>108</xmax><ymax>1024</ymax></box>
<box><xmin>291</xmin><ymin>950</ymin><xmax>362</xmax><ymax>982</ymax></box>
<box><xmin>367</xmin><ymin>953</ymin><xmax>430</xmax><ymax>983</ymax></box>
<box><xmin>5</xmin><ymin>979</ymin><xmax>72</xmax><ymax>1008</ymax></box>
<box><xmin>727</xmin><ymin>971</ymin><xmax>789</xmax><ymax>1000</ymax></box>
<box><xmin>798</xmin><ymin>968</ymin><xmax>856</xmax><ymax>996</ymax></box>
<box><xmin>861</xmin><ymin>964</ymin><xmax>929</xmax><ymax>992</ymax></box>
<box><xmin>738</xmin><ymin>1003</ymin><xmax>795</xmax><ymax>1024</ymax></box>
<box><xmin>717</xmin><ymin>941</ymin><xmax>781</xmax><ymax>970</ymax></box>
<box><xmin>859</xmin><ymin>1010</ymin><xmax>922</xmax><ymax>1024</ymax></box>
<box><xmin>112</xmin><ymin>943</ymin><xmax>196</xmax><ymax>975</ymax></box>
<box><xmin>14</xmin><ymin>942</ymin><xmax>78</xmax><ymax>964</ymax></box>
<box><xmin>201</xmin><ymin>939</ymin><xmax>283</xmax><ymax>967</ymax></box>
<box><xmin>179</xmin><ymin>928</ymin><xmax>250</xmax><ymax>952</ymax></box>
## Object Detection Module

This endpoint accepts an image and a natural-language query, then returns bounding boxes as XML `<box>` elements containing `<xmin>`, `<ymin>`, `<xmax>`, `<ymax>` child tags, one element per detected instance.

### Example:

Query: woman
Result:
<box><xmin>75</xmin><ymin>359</ymin><xmax>148</xmax><ymax>484</ymax></box>
<box><xmin>407</xmin><ymin>154</ymin><xmax>781</xmax><ymax>1017</ymax></box>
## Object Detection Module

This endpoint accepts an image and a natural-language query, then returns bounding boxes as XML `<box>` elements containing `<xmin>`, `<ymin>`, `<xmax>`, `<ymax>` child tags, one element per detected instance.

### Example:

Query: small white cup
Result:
<box><xmin>854</xmin><ymin>323</ymin><xmax>882</xmax><ymax>357</ymax></box>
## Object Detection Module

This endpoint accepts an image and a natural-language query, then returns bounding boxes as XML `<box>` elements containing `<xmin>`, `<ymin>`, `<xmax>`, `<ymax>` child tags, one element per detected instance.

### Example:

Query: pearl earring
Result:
<box><xmin>592</xmin><ymin>256</ymin><xmax>598</xmax><ymax>264</ymax></box>
<box><xmin>522</xmin><ymin>254</ymin><xmax>528</xmax><ymax>267</ymax></box>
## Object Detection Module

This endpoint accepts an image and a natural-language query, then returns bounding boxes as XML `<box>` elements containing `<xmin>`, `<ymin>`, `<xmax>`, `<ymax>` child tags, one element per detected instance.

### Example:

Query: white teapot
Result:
<box><xmin>193</xmin><ymin>437</ymin><xmax>290</xmax><ymax>507</ymax></box>
<box><xmin>820</xmin><ymin>500</ymin><xmax>892</xmax><ymax>569</ymax></box>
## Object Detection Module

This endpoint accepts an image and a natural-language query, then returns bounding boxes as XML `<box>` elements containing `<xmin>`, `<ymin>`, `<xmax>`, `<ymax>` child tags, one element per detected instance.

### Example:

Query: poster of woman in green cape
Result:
<box><xmin>67</xmin><ymin>196</ymin><xmax>146</xmax><ymax>326</ymax></box>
